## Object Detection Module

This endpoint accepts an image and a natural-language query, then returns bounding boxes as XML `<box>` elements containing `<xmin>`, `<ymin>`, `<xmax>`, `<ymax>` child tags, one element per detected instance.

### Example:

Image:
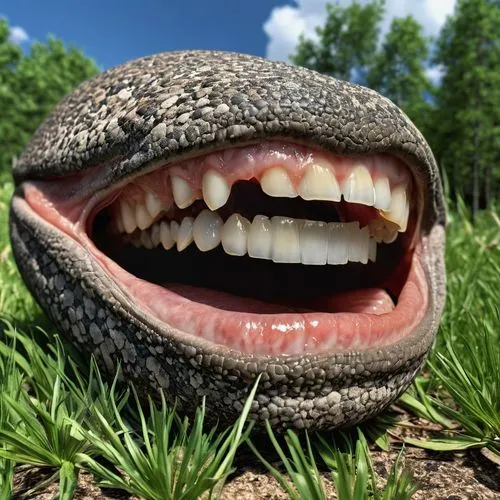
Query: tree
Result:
<box><xmin>0</xmin><ymin>19</ymin><xmax>23</xmax><ymax>177</ymax></box>
<box><xmin>291</xmin><ymin>2</ymin><xmax>433</xmax><ymax>141</ymax></box>
<box><xmin>0</xmin><ymin>18</ymin><xmax>99</xmax><ymax>181</ymax></box>
<box><xmin>291</xmin><ymin>0</ymin><xmax>384</xmax><ymax>84</ymax></box>
<box><xmin>432</xmin><ymin>0</ymin><xmax>500</xmax><ymax>216</ymax></box>
<box><xmin>366</xmin><ymin>16</ymin><xmax>433</xmax><ymax>133</ymax></box>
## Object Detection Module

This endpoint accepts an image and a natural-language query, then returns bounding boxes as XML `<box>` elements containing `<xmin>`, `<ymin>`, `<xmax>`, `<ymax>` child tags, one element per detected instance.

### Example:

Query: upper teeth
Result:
<box><xmin>381</xmin><ymin>185</ymin><xmax>409</xmax><ymax>232</ymax></box>
<box><xmin>202</xmin><ymin>170</ymin><xmax>231</xmax><ymax>211</ymax></box>
<box><xmin>112</xmin><ymin>154</ymin><xmax>412</xmax><ymax>253</ymax></box>
<box><xmin>169</xmin><ymin>163</ymin><xmax>408</xmax><ymax>231</ymax></box>
<box><xmin>341</xmin><ymin>165</ymin><xmax>375</xmax><ymax>206</ymax></box>
<box><xmin>171</xmin><ymin>175</ymin><xmax>197</xmax><ymax>209</ymax></box>
<box><xmin>298</xmin><ymin>163</ymin><xmax>341</xmax><ymax>202</ymax></box>
<box><xmin>261</xmin><ymin>167</ymin><xmax>298</xmax><ymax>198</ymax></box>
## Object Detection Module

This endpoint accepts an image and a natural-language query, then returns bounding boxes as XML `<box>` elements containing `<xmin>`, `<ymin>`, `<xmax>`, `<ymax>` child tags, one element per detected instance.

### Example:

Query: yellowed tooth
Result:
<box><xmin>172</xmin><ymin>175</ymin><xmax>196</xmax><ymax>209</ymax></box>
<box><xmin>145</xmin><ymin>192</ymin><xmax>163</xmax><ymax>218</ymax></box>
<box><xmin>341</xmin><ymin>165</ymin><xmax>375</xmax><ymax>206</ymax></box>
<box><xmin>381</xmin><ymin>185</ymin><xmax>409</xmax><ymax>232</ymax></box>
<box><xmin>383</xmin><ymin>230</ymin><xmax>398</xmax><ymax>244</ymax></box>
<box><xmin>120</xmin><ymin>201</ymin><xmax>136</xmax><ymax>234</ymax></box>
<box><xmin>136</xmin><ymin>203</ymin><xmax>153</xmax><ymax>230</ymax></box>
<box><xmin>261</xmin><ymin>167</ymin><xmax>297</xmax><ymax>198</ymax></box>
<box><xmin>373</xmin><ymin>177</ymin><xmax>391</xmax><ymax>210</ymax></box>
<box><xmin>298</xmin><ymin>163</ymin><xmax>341</xmax><ymax>202</ymax></box>
<box><xmin>368</xmin><ymin>219</ymin><xmax>399</xmax><ymax>243</ymax></box>
<box><xmin>202</xmin><ymin>170</ymin><xmax>231</xmax><ymax>211</ymax></box>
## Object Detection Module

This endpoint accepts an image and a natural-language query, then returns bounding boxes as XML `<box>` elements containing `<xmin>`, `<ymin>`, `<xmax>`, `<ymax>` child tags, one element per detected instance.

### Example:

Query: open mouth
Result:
<box><xmin>25</xmin><ymin>141</ymin><xmax>427</xmax><ymax>356</ymax></box>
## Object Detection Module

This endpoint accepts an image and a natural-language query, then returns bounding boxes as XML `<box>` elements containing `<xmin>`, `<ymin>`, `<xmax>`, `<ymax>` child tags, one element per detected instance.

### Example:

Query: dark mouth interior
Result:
<box><xmin>92</xmin><ymin>180</ymin><xmax>412</xmax><ymax>313</ymax></box>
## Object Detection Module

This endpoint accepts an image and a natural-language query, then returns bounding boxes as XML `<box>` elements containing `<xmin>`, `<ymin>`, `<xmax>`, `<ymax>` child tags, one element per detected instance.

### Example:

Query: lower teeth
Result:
<box><xmin>124</xmin><ymin>212</ymin><xmax>384</xmax><ymax>265</ymax></box>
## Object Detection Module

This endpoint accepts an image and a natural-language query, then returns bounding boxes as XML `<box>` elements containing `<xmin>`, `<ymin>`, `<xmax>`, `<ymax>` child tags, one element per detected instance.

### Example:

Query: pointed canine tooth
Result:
<box><xmin>193</xmin><ymin>209</ymin><xmax>223</xmax><ymax>251</ymax></box>
<box><xmin>150</xmin><ymin>223</ymin><xmax>161</xmax><ymax>247</ymax></box>
<box><xmin>368</xmin><ymin>238</ymin><xmax>377</xmax><ymax>262</ymax></box>
<box><xmin>327</xmin><ymin>223</ymin><xmax>349</xmax><ymax>265</ymax></box>
<box><xmin>202</xmin><ymin>170</ymin><xmax>231</xmax><ymax>211</ymax></box>
<box><xmin>373</xmin><ymin>177</ymin><xmax>391</xmax><ymax>210</ymax></box>
<box><xmin>121</xmin><ymin>201</ymin><xmax>137</xmax><ymax>234</ymax></box>
<box><xmin>341</xmin><ymin>165</ymin><xmax>375</xmax><ymax>206</ymax></box>
<box><xmin>136</xmin><ymin>203</ymin><xmax>153</xmax><ymax>230</ymax></box>
<box><xmin>172</xmin><ymin>176</ymin><xmax>196</xmax><ymax>209</ymax></box>
<box><xmin>221</xmin><ymin>214</ymin><xmax>251</xmax><ymax>256</ymax></box>
<box><xmin>299</xmin><ymin>220</ymin><xmax>328</xmax><ymax>265</ymax></box>
<box><xmin>348</xmin><ymin>224</ymin><xmax>369</xmax><ymax>264</ymax></box>
<box><xmin>145</xmin><ymin>192</ymin><xmax>163</xmax><ymax>218</ymax></box>
<box><xmin>170</xmin><ymin>220</ymin><xmax>179</xmax><ymax>242</ymax></box>
<box><xmin>177</xmin><ymin>217</ymin><xmax>194</xmax><ymax>251</ymax></box>
<box><xmin>381</xmin><ymin>185</ymin><xmax>409</xmax><ymax>232</ymax></box>
<box><xmin>368</xmin><ymin>219</ymin><xmax>399</xmax><ymax>244</ymax></box>
<box><xmin>248</xmin><ymin>215</ymin><xmax>272</xmax><ymax>260</ymax></box>
<box><xmin>160</xmin><ymin>221</ymin><xmax>175</xmax><ymax>249</ymax></box>
<box><xmin>298</xmin><ymin>164</ymin><xmax>341</xmax><ymax>202</ymax></box>
<box><xmin>261</xmin><ymin>167</ymin><xmax>298</xmax><ymax>198</ymax></box>
<box><xmin>271</xmin><ymin>216</ymin><xmax>301</xmax><ymax>263</ymax></box>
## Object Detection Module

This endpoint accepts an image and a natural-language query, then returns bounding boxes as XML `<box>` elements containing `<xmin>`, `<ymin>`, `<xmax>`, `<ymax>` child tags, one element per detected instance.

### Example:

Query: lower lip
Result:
<box><xmin>90</xmin><ymin>240</ymin><xmax>428</xmax><ymax>356</ymax></box>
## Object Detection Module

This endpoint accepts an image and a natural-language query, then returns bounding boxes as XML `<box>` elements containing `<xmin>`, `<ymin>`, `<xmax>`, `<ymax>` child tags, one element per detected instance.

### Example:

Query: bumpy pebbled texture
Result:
<box><xmin>10</xmin><ymin>51</ymin><xmax>446</xmax><ymax>429</ymax></box>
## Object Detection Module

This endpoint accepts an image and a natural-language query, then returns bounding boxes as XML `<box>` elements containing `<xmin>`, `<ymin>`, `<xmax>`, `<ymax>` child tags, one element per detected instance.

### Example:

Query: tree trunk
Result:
<box><xmin>472</xmin><ymin>122</ymin><xmax>481</xmax><ymax>222</ymax></box>
<box><xmin>484</xmin><ymin>161</ymin><xmax>492</xmax><ymax>209</ymax></box>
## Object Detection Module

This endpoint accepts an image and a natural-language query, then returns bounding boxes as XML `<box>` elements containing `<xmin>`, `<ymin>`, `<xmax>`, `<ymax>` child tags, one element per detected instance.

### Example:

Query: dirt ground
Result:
<box><xmin>11</xmin><ymin>409</ymin><xmax>500</xmax><ymax>499</ymax></box>
<box><xmin>12</xmin><ymin>447</ymin><xmax>500</xmax><ymax>499</ymax></box>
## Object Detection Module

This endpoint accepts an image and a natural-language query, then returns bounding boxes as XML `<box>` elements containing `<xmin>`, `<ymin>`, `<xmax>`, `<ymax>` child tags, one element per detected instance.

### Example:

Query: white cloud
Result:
<box><xmin>264</xmin><ymin>0</ymin><xmax>457</xmax><ymax>62</ymax></box>
<box><xmin>8</xmin><ymin>25</ymin><xmax>29</xmax><ymax>45</ymax></box>
<box><xmin>426</xmin><ymin>64</ymin><xmax>445</xmax><ymax>84</ymax></box>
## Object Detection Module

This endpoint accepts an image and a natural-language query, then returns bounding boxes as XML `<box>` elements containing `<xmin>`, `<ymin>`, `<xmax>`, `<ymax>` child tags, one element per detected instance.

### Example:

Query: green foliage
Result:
<box><xmin>291</xmin><ymin>1</ymin><xmax>434</xmax><ymax>145</ymax></box>
<box><xmin>432</xmin><ymin>0</ymin><xmax>500</xmax><ymax>216</ymax></box>
<box><xmin>366</xmin><ymin>16</ymin><xmax>433</xmax><ymax>132</ymax></box>
<box><xmin>399</xmin><ymin>203</ymin><xmax>500</xmax><ymax>456</ymax></box>
<box><xmin>0</xmin><ymin>324</ymin><xmax>126</xmax><ymax>498</ymax></box>
<box><xmin>291</xmin><ymin>1</ymin><xmax>384</xmax><ymax>83</ymax></box>
<box><xmin>0</xmin><ymin>18</ymin><xmax>99</xmax><ymax>182</ymax></box>
<box><xmin>77</xmin><ymin>382</ymin><xmax>257</xmax><ymax>500</ymax></box>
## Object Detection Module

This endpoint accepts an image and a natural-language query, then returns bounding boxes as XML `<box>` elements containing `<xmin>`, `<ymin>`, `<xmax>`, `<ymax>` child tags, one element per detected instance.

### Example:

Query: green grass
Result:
<box><xmin>1</xmin><ymin>180</ymin><xmax>499</xmax><ymax>499</ymax></box>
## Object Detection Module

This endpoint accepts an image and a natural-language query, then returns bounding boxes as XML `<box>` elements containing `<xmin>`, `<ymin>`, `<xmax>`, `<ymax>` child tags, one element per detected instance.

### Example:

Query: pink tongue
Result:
<box><xmin>165</xmin><ymin>284</ymin><xmax>395</xmax><ymax>315</ymax></box>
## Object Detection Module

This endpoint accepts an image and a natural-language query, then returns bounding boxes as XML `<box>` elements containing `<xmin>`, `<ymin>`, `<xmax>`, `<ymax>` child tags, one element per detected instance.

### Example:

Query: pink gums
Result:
<box><xmin>115</xmin><ymin>141</ymin><xmax>410</xmax><ymax>210</ymax></box>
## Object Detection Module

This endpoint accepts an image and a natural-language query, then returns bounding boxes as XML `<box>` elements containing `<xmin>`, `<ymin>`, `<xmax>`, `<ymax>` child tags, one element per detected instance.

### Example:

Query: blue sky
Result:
<box><xmin>3</xmin><ymin>0</ymin><xmax>456</xmax><ymax>70</ymax></box>
<box><xmin>2</xmin><ymin>0</ymin><xmax>286</xmax><ymax>69</ymax></box>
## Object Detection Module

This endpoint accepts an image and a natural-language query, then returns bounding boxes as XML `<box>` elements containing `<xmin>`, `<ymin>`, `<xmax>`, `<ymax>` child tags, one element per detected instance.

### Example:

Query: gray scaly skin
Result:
<box><xmin>9</xmin><ymin>51</ymin><xmax>446</xmax><ymax>430</ymax></box>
